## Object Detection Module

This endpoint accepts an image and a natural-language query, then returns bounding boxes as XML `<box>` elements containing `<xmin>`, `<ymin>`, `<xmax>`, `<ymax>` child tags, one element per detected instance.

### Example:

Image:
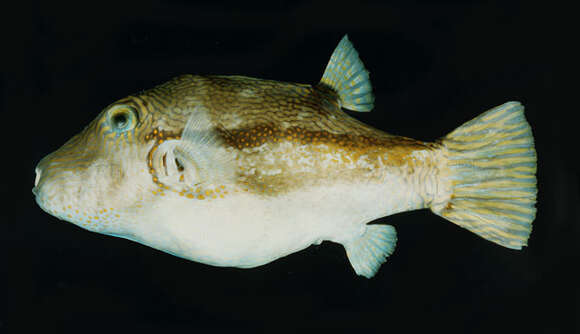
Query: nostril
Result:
<box><xmin>34</xmin><ymin>167</ymin><xmax>41</xmax><ymax>187</ymax></box>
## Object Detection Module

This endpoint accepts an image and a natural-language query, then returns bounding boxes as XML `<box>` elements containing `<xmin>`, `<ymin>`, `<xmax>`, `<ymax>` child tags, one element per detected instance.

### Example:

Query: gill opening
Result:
<box><xmin>146</xmin><ymin>128</ymin><xmax>183</xmax><ymax>190</ymax></box>
<box><xmin>162</xmin><ymin>153</ymin><xmax>168</xmax><ymax>176</ymax></box>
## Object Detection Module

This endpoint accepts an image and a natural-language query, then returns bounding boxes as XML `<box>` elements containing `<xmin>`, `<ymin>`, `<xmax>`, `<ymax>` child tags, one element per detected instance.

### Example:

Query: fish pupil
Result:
<box><xmin>112</xmin><ymin>113</ymin><xmax>128</xmax><ymax>129</ymax></box>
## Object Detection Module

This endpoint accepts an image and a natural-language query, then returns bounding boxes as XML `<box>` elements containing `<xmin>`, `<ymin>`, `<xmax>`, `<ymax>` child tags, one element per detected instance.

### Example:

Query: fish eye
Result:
<box><xmin>107</xmin><ymin>105</ymin><xmax>138</xmax><ymax>133</ymax></box>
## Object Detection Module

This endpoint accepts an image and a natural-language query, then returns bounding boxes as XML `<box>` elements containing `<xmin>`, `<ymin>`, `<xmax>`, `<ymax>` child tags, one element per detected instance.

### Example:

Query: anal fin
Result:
<box><xmin>344</xmin><ymin>225</ymin><xmax>397</xmax><ymax>278</ymax></box>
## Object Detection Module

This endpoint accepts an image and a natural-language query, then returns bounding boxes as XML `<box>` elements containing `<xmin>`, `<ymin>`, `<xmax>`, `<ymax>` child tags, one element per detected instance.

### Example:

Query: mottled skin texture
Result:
<box><xmin>132</xmin><ymin>75</ymin><xmax>441</xmax><ymax>198</ymax></box>
<box><xmin>33</xmin><ymin>35</ymin><xmax>537</xmax><ymax>275</ymax></box>
<box><xmin>34</xmin><ymin>74</ymin><xmax>442</xmax><ymax>267</ymax></box>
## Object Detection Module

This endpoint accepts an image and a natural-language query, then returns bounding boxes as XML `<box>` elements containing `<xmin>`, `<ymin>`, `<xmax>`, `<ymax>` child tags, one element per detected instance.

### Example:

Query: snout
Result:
<box><xmin>32</xmin><ymin>149</ymin><xmax>87</xmax><ymax>221</ymax></box>
<box><xmin>32</xmin><ymin>166</ymin><xmax>41</xmax><ymax>196</ymax></box>
<box><xmin>32</xmin><ymin>155</ymin><xmax>55</xmax><ymax>206</ymax></box>
<box><xmin>34</xmin><ymin>167</ymin><xmax>41</xmax><ymax>187</ymax></box>
<box><xmin>32</xmin><ymin>154</ymin><xmax>53</xmax><ymax>198</ymax></box>
<box><xmin>32</xmin><ymin>160</ymin><xmax>52</xmax><ymax>214</ymax></box>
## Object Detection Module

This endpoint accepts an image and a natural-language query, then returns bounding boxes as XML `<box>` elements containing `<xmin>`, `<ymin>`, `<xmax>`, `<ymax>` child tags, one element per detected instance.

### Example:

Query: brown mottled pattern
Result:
<box><xmin>113</xmin><ymin>75</ymin><xmax>440</xmax><ymax>196</ymax></box>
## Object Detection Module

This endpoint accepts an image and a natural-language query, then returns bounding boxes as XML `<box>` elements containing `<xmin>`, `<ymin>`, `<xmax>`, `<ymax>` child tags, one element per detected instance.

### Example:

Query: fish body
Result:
<box><xmin>33</xmin><ymin>36</ymin><xmax>537</xmax><ymax>277</ymax></box>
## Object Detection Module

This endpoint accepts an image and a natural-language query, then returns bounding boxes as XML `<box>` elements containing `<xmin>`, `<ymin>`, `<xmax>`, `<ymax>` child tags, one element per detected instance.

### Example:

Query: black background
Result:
<box><xmin>2</xmin><ymin>1</ymin><xmax>576</xmax><ymax>333</ymax></box>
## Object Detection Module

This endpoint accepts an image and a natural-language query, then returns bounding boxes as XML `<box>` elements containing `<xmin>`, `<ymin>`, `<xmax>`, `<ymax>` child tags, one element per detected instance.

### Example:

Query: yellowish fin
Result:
<box><xmin>433</xmin><ymin>101</ymin><xmax>537</xmax><ymax>249</ymax></box>
<box><xmin>320</xmin><ymin>35</ymin><xmax>374</xmax><ymax>112</ymax></box>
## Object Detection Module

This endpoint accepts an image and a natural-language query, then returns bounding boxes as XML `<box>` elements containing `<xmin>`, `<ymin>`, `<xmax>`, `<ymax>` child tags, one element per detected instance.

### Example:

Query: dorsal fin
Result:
<box><xmin>153</xmin><ymin>107</ymin><xmax>236</xmax><ymax>190</ymax></box>
<box><xmin>320</xmin><ymin>35</ymin><xmax>375</xmax><ymax>112</ymax></box>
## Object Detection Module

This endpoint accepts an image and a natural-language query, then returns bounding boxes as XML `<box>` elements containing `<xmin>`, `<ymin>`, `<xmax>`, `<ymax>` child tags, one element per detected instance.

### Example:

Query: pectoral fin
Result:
<box><xmin>153</xmin><ymin>107</ymin><xmax>236</xmax><ymax>189</ymax></box>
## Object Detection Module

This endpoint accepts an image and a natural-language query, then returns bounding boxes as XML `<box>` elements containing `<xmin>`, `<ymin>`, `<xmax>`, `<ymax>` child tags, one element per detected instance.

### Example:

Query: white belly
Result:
<box><xmin>120</xmin><ymin>176</ymin><xmax>425</xmax><ymax>268</ymax></box>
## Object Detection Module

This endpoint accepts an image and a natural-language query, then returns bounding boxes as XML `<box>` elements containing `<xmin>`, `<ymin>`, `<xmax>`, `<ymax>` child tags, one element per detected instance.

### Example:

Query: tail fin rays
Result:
<box><xmin>432</xmin><ymin>102</ymin><xmax>537</xmax><ymax>249</ymax></box>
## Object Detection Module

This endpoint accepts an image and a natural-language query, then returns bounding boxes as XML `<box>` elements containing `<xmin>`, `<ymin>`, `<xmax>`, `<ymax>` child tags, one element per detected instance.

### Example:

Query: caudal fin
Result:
<box><xmin>432</xmin><ymin>102</ymin><xmax>537</xmax><ymax>249</ymax></box>
<box><xmin>320</xmin><ymin>35</ymin><xmax>374</xmax><ymax>112</ymax></box>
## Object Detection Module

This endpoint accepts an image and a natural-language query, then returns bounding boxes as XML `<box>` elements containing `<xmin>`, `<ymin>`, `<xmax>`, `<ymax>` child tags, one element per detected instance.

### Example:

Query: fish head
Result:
<box><xmin>32</xmin><ymin>88</ymin><xmax>194</xmax><ymax>234</ymax></box>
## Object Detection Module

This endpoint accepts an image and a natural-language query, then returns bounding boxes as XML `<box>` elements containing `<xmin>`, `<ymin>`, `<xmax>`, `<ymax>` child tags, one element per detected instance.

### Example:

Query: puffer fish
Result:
<box><xmin>33</xmin><ymin>35</ymin><xmax>537</xmax><ymax>278</ymax></box>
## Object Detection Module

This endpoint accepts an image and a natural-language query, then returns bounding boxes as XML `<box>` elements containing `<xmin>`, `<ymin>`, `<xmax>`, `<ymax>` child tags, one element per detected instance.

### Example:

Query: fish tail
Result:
<box><xmin>431</xmin><ymin>101</ymin><xmax>537</xmax><ymax>249</ymax></box>
<box><xmin>319</xmin><ymin>35</ymin><xmax>374</xmax><ymax>112</ymax></box>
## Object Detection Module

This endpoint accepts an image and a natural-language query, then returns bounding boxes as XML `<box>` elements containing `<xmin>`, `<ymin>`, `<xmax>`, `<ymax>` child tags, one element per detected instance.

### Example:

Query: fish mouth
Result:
<box><xmin>32</xmin><ymin>174</ymin><xmax>52</xmax><ymax>217</ymax></box>
<box><xmin>32</xmin><ymin>184</ymin><xmax>45</xmax><ymax>212</ymax></box>
<box><xmin>32</xmin><ymin>167</ymin><xmax>41</xmax><ymax>196</ymax></box>
<box><xmin>34</xmin><ymin>167</ymin><xmax>41</xmax><ymax>187</ymax></box>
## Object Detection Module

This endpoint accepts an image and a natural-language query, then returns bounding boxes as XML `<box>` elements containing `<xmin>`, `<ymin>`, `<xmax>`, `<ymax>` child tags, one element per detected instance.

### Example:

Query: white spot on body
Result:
<box><xmin>410</xmin><ymin>149</ymin><xmax>430</xmax><ymax>162</ymax></box>
<box><xmin>262</xmin><ymin>168</ymin><xmax>282</xmax><ymax>176</ymax></box>
<box><xmin>239</xmin><ymin>89</ymin><xmax>255</xmax><ymax>98</ymax></box>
